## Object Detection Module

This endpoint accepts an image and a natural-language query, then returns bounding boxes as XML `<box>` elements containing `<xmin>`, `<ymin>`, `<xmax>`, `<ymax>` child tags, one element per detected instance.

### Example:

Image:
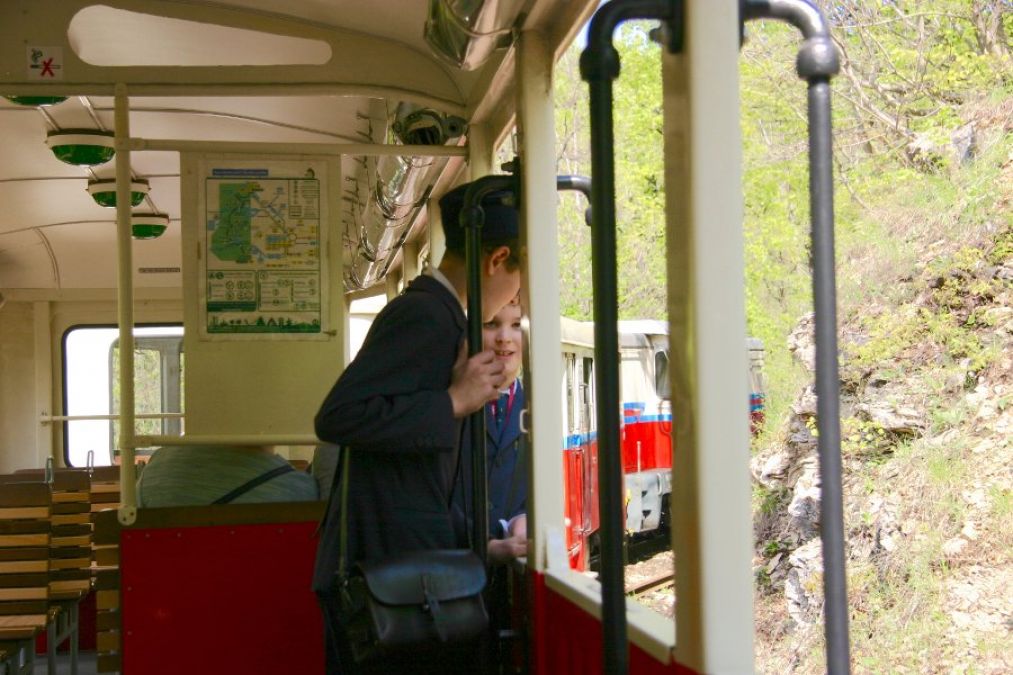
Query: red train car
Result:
<box><xmin>561</xmin><ymin>319</ymin><xmax>765</xmax><ymax>570</ymax></box>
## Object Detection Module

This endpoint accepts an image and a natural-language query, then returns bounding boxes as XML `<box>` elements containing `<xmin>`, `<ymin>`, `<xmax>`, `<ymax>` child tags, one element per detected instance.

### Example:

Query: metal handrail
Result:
<box><xmin>741</xmin><ymin>1</ymin><xmax>850</xmax><ymax>672</ymax></box>
<box><xmin>579</xmin><ymin>3</ymin><xmax>684</xmax><ymax>674</ymax></box>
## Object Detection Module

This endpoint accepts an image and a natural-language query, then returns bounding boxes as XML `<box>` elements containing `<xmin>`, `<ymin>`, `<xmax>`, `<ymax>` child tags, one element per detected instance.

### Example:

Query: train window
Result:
<box><xmin>654</xmin><ymin>350</ymin><xmax>670</xmax><ymax>400</ymax></box>
<box><xmin>63</xmin><ymin>325</ymin><xmax>183</xmax><ymax>467</ymax></box>
<box><xmin>348</xmin><ymin>294</ymin><xmax>387</xmax><ymax>359</ymax></box>
<box><xmin>109</xmin><ymin>334</ymin><xmax>185</xmax><ymax>459</ymax></box>
<box><xmin>582</xmin><ymin>356</ymin><xmax>595</xmax><ymax>431</ymax></box>
<box><xmin>563</xmin><ymin>353</ymin><xmax>576</xmax><ymax>434</ymax></box>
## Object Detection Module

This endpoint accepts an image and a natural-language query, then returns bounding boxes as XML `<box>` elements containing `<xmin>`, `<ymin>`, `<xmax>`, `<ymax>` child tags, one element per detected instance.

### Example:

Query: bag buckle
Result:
<box><xmin>421</xmin><ymin>573</ymin><xmax>450</xmax><ymax>641</ymax></box>
<box><xmin>421</xmin><ymin>573</ymin><xmax>439</xmax><ymax>614</ymax></box>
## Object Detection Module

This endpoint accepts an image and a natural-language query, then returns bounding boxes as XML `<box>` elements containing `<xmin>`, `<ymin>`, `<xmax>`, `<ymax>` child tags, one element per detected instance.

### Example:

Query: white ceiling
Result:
<box><xmin>0</xmin><ymin>0</ymin><xmax>595</xmax><ymax>292</ymax></box>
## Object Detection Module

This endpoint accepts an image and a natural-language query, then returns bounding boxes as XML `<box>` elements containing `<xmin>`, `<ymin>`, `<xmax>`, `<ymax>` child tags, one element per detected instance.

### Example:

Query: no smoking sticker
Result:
<box><xmin>27</xmin><ymin>46</ymin><xmax>63</xmax><ymax>80</ymax></box>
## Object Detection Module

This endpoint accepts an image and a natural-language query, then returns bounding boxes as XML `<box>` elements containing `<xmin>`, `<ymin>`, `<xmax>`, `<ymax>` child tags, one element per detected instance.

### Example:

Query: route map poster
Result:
<box><xmin>199</xmin><ymin>161</ymin><xmax>328</xmax><ymax>339</ymax></box>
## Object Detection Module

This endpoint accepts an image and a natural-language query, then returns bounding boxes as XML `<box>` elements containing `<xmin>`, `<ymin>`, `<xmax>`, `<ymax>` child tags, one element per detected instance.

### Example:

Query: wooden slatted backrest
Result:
<box><xmin>8</xmin><ymin>470</ymin><xmax>93</xmax><ymax>601</ymax></box>
<box><xmin>0</xmin><ymin>478</ymin><xmax>51</xmax><ymax>639</ymax></box>
<box><xmin>92</xmin><ymin>509</ymin><xmax>121</xmax><ymax>673</ymax></box>
<box><xmin>47</xmin><ymin>472</ymin><xmax>92</xmax><ymax>601</ymax></box>
<box><xmin>88</xmin><ymin>466</ymin><xmax>122</xmax><ymax>516</ymax></box>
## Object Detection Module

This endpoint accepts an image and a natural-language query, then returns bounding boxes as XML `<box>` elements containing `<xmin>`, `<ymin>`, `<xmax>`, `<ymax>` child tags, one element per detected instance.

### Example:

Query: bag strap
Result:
<box><xmin>213</xmin><ymin>463</ymin><xmax>295</xmax><ymax>504</ymax></box>
<box><xmin>453</xmin><ymin>421</ymin><xmax>475</xmax><ymax>552</ymax></box>
<box><xmin>337</xmin><ymin>449</ymin><xmax>352</xmax><ymax>579</ymax></box>
<box><xmin>502</xmin><ymin>437</ymin><xmax>525</xmax><ymax>531</ymax></box>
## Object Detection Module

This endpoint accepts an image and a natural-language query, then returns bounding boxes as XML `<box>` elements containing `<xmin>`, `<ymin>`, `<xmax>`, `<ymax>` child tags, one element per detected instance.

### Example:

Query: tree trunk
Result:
<box><xmin>971</xmin><ymin>1</ymin><xmax>1011</xmax><ymax>59</ymax></box>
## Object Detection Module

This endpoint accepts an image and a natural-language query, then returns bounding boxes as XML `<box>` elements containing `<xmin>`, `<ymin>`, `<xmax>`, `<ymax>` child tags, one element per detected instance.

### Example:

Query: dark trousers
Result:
<box><xmin>317</xmin><ymin>591</ymin><xmax>479</xmax><ymax>675</ymax></box>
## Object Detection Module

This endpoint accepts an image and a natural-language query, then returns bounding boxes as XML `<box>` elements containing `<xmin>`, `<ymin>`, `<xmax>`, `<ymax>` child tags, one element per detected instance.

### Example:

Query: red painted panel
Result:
<box><xmin>622</xmin><ymin>421</ymin><xmax>674</xmax><ymax>474</ymax></box>
<box><xmin>588</xmin><ymin>440</ymin><xmax>600</xmax><ymax>534</ymax></box>
<box><xmin>530</xmin><ymin>570</ymin><xmax>698</xmax><ymax>675</ymax></box>
<box><xmin>563</xmin><ymin>447</ymin><xmax>584</xmax><ymax>564</ymax></box>
<box><xmin>120</xmin><ymin>521</ymin><xmax>323</xmax><ymax>675</ymax></box>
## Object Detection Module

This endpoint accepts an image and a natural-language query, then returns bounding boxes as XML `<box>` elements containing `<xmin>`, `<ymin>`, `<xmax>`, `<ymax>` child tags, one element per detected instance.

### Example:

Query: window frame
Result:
<box><xmin>61</xmin><ymin>323</ymin><xmax>184</xmax><ymax>467</ymax></box>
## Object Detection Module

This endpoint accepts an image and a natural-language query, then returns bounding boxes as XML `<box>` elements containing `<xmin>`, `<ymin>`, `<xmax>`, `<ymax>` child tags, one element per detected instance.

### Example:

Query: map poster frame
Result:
<box><xmin>198</xmin><ymin>159</ymin><xmax>329</xmax><ymax>340</ymax></box>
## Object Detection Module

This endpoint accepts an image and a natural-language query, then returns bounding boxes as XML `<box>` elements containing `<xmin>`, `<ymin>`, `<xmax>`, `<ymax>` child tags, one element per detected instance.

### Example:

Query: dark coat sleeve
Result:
<box><xmin>314</xmin><ymin>289</ymin><xmax>461</xmax><ymax>452</ymax></box>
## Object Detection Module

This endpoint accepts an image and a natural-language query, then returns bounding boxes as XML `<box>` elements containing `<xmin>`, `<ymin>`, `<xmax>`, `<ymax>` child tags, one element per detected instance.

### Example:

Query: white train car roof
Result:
<box><xmin>559</xmin><ymin>316</ymin><xmax>595</xmax><ymax>349</ymax></box>
<box><xmin>618</xmin><ymin>319</ymin><xmax>668</xmax><ymax>349</ymax></box>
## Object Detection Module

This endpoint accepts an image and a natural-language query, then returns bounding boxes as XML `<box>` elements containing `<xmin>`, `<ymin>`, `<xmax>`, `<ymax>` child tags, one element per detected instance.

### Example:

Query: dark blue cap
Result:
<box><xmin>439</xmin><ymin>182</ymin><xmax>519</xmax><ymax>252</ymax></box>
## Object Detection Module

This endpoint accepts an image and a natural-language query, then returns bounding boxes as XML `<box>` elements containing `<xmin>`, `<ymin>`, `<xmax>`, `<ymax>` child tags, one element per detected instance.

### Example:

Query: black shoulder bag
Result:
<box><xmin>335</xmin><ymin>450</ymin><xmax>488</xmax><ymax>663</ymax></box>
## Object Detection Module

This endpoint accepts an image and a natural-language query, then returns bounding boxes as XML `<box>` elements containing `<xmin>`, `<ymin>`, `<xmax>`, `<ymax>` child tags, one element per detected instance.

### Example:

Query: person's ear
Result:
<box><xmin>484</xmin><ymin>245</ymin><xmax>511</xmax><ymax>275</ymax></box>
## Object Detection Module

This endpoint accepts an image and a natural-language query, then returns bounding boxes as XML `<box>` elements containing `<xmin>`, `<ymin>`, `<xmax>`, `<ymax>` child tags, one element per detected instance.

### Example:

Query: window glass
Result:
<box><xmin>655</xmin><ymin>350</ymin><xmax>671</xmax><ymax>400</ymax></box>
<box><xmin>64</xmin><ymin>325</ymin><xmax>183</xmax><ymax>467</ymax></box>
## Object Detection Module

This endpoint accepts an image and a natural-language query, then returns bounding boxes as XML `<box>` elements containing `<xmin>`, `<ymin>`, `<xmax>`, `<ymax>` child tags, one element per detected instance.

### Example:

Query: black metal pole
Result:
<box><xmin>586</xmin><ymin>71</ymin><xmax>627</xmax><ymax>675</ymax></box>
<box><xmin>461</xmin><ymin>174</ymin><xmax>518</xmax><ymax>567</ymax></box>
<box><xmin>580</xmin><ymin>4</ymin><xmax>681</xmax><ymax>674</ymax></box>
<box><xmin>742</xmin><ymin>1</ymin><xmax>850</xmax><ymax>672</ymax></box>
<box><xmin>808</xmin><ymin>76</ymin><xmax>850</xmax><ymax>675</ymax></box>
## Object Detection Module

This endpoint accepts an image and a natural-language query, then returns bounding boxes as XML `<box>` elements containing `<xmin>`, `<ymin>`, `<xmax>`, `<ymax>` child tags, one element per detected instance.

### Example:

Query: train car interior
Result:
<box><xmin>0</xmin><ymin>1</ymin><xmax>850</xmax><ymax>674</ymax></box>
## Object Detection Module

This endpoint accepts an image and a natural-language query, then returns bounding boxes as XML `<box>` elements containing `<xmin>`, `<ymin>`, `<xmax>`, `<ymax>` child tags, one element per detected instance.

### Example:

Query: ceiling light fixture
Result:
<box><xmin>46</xmin><ymin>129</ymin><xmax>115</xmax><ymax>166</ymax></box>
<box><xmin>131</xmin><ymin>213</ymin><xmax>170</xmax><ymax>240</ymax></box>
<box><xmin>5</xmin><ymin>95</ymin><xmax>68</xmax><ymax>107</ymax></box>
<box><xmin>87</xmin><ymin>178</ymin><xmax>149</xmax><ymax>208</ymax></box>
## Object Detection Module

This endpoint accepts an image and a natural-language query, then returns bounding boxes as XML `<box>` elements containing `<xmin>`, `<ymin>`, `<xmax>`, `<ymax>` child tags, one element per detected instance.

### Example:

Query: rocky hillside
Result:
<box><xmin>751</xmin><ymin>102</ymin><xmax>1012</xmax><ymax>673</ymax></box>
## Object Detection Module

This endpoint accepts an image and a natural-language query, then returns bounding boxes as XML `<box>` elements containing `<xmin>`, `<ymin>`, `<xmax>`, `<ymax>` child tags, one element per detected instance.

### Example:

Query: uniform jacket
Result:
<box><xmin>453</xmin><ymin>382</ymin><xmax>528</xmax><ymax>541</ymax></box>
<box><xmin>312</xmin><ymin>274</ymin><xmax>465</xmax><ymax>593</ymax></box>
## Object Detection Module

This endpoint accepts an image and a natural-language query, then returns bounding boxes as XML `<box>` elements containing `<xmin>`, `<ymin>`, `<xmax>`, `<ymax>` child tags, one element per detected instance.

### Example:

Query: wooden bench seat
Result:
<box><xmin>0</xmin><ymin>480</ymin><xmax>50</xmax><ymax>675</ymax></box>
<box><xmin>3</xmin><ymin>470</ymin><xmax>95</xmax><ymax>673</ymax></box>
<box><xmin>0</xmin><ymin>482</ymin><xmax>51</xmax><ymax>643</ymax></box>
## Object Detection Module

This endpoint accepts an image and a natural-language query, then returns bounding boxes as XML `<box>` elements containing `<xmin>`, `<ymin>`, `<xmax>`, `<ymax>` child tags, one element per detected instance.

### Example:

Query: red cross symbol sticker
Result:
<box><xmin>26</xmin><ymin>46</ymin><xmax>63</xmax><ymax>81</ymax></box>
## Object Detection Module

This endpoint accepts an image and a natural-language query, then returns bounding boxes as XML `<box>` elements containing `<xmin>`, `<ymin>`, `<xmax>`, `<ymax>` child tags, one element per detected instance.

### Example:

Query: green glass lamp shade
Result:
<box><xmin>5</xmin><ymin>95</ymin><xmax>68</xmax><ymax>107</ymax></box>
<box><xmin>87</xmin><ymin>179</ymin><xmax>149</xmax><ymax>208</ymax></box>
<box><xmin>46</xmin><ymin>130</ymin><xmax>115</xmax><ymax>166</ymax></box>
<box><xmin>131</xmin><ymin>213</ymin><xmax>170</xmax><ymax>239</ymax></box>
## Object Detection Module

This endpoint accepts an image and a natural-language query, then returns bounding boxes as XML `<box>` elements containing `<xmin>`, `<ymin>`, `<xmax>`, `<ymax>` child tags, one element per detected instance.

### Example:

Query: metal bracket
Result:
<box><xmin>117</xmin><ymin>504</ymin><xmax>137</xmax><ymax>526</ymax></box>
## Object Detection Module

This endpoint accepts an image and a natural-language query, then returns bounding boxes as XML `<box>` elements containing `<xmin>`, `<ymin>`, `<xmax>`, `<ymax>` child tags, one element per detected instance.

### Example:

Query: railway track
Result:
<box><xmin>626</xmin><ymin>570</ymin><xmax>675</xmax><ymax>596</ymax></box>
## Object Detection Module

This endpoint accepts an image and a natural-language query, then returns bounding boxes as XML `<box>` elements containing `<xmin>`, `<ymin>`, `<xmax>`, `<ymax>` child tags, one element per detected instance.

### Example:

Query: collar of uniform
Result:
<box><xmin>426</xmin><ymin>266</ymin><xmax>465</xmax><ymax>311</ymax></box>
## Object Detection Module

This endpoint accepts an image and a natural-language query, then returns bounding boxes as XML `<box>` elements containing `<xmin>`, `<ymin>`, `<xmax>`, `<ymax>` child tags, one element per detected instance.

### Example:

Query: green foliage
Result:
<box><xmin>990</xmin><ymin>486</ymin><xmax>1012</xmax><ymax>519</ymax></box>
<box><xmin>554</xmin><ymin>23</ymin><xmax>666</xmax><ymax>320</ymax></box>
<box><xmin>842</xmin><ymin>416</ymin><xmax>892</xmax><ymax>457</ymax></box>
<box><xmin>754</xmin><ymin>485</ymin><xmax>790</xmax><ymax>516</ymax></box>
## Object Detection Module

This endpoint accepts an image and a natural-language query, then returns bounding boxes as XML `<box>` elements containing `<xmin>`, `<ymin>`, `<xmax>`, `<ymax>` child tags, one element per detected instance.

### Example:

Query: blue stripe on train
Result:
<box><xmin>623</xmin><ymin>414</ymin><xmax>673</xmax><ymax>423</ymax></box>
<box><xmin>564</xmin><ymin>432</ymin><xmax>597</xmax><ymax>449</ymax></box>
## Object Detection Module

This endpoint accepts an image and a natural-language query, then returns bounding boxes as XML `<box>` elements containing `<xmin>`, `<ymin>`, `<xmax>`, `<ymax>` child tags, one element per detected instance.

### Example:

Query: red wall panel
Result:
<box><xmin>120</xmin><ymin>520</ymin><xmax>323</xmax><ymax>675</ymax></box>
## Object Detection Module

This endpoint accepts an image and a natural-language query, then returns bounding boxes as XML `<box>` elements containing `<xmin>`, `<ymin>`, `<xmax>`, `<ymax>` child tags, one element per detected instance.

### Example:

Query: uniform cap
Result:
<box><xmin>439</xmin><ymin>182</ymin><xmax>519</xmax><ymax>251</ymax></box>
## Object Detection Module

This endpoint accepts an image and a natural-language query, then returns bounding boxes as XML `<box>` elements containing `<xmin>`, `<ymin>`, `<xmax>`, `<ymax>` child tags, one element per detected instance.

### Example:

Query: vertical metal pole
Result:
<box><xmin>114</xmin><ymin>84</ymin><xmax>138</xmax><ymax>525</ymax></box>
<box><xmin>742</xmin><ymin>1</ymin><xmax>850</xmax><ymax>671</ymax></box>
<box><xmin>808</xmin><ymin>76</ymin><xmax>850</xmax><ymax>674</ymax></box>
<box><xmin>582</xmin><ymin>3</ymin><xmax>681</xmax><ymax>673</ymax></box>
<box><xmin>585</xmin><ymin>72</ymin><xmax>628</xmax><ymax>675</ymax></box>
<box><xmin>582</xmin><ymin>12</ymin><xmax>625</xmax><ymax>674</ymax></box>
<box><xmin>464</xmin><ymin>217</ymin><xmax>489</xmax><ymax>566</ymax></box>
<box><xmin>460</xmin><ymin>174</ymin><xmax>517</xmax><ymax>568</ymax></box>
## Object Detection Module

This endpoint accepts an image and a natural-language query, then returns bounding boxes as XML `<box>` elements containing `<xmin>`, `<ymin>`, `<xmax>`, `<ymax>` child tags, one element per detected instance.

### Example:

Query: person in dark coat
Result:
<box><xmin>313</xmin><ymin>180</ymin><xmax>522</xmax><ymax>675</ymax></box>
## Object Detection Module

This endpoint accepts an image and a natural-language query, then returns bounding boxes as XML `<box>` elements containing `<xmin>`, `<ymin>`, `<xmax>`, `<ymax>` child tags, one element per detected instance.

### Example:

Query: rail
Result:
<box><xmin>580</xmin><ymin>2</ymin><xmax>683</xmax><ymax>674</ymax></box>
<box><xmin>742</xmin><ymin>1</ymin><xmax>850</xmax><ymax>672</ymax></box>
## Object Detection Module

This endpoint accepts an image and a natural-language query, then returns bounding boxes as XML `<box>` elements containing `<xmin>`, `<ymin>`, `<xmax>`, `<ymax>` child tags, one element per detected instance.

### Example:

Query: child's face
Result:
<box><xmin>483</xmin><ymin>302</ymin><xmax>523</xmax><ymax>386</ymax></box>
